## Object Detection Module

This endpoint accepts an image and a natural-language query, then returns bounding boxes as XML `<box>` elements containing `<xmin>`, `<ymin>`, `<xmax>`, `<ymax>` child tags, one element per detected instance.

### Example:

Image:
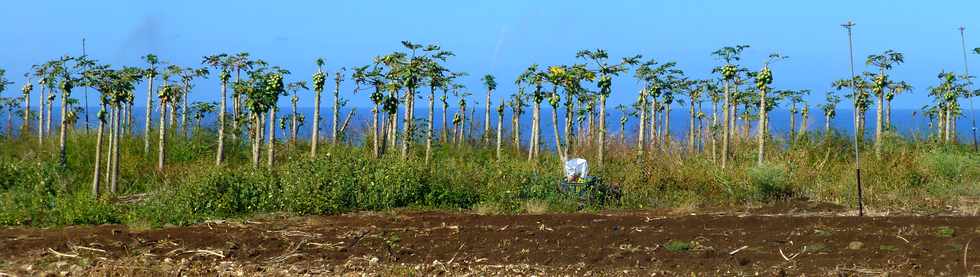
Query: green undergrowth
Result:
<box><xmin>0</xmin><ymin>129</ymin><xmax>977</xmax><ymax>227</ymax></box>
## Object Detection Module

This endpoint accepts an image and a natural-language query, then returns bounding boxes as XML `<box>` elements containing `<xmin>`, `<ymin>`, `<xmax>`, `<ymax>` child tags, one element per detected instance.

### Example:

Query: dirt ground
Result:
<box><xmin>1</xmin><ymin>202</ymin><xmax>979</xmax><ymax>276</ymax></box>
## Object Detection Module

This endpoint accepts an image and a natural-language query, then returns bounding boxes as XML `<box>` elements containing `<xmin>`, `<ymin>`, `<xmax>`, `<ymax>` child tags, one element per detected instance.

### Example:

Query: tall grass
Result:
<box><xmin>0</xmin><ymin>128</ymin><xmax>977</xmax><ymax>227</ymax></box>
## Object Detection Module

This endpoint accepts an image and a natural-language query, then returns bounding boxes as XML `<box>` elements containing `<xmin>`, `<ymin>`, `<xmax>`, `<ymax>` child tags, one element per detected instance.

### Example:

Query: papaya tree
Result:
<box><xmin>885</xmin><ymin>81</ymin><xmax>911</xmax><ymax>130</ymax></box>
<box><xmin>423</xmin><ymin>61</ymin><xmax>449</xmax><ymax>163</ymax></box>
<box><xmin>508</xmin><ymin>88</ymin><xmax>527</xmax><ymax>150</ymax></box>
<box><xmin>544</xmin><ymin>65</ymin><xmax>567</xmax><ymax>160</ymax></box>
<box><xmin>141</xmin><ymin>54</ymin><xmax>159</xmax><ymax>154</ymax></box>
<box><xmin>753</xmin><ymin>53</ymin><xmax>784</xmax><ymax>165</ymax></box>
<box><xmin>817</xmin><ymin>91</ymin><xmax>841</xmax><ymax>137</ymax></box>
<box><xmin>178</xmin><ymin>67</ymin><xmax>209</xmax><ymax>137</ymax></box>
<box><xmin>84</xmin><ymin>65</ymin><xmax>113</xmax><ymax>197</ymax></box>
<box><xmin>265</xmin><ymin>70</ymin><xmax>287</xmax><ymax>167</ymax></box>
<box><xmin>331</xmin><ymin>67</ymin><xmax>346</xmax><ymax>144</ymax></box>
<box><xmin>285</xmin><ymin>81</ymin><xmax>308</xmax><ymax>144</ymax></box>
<box><xmin>866</xmin><ymin>50</ymin><xmax>904</xmax><ymax>156</ymax></box>
<box><xmin>33</xmin><ymin>63</ymin><xmax>50</xmax><ymax>145</ymax></box>
<box><xmin>576</xmin><ymin>49</ymin><xmax>641</xmax><ymax>166</ymax></box>
<box><xmin>20</xmin><ymin>74</ymin><xmax>32</xmax><ymax>134</ymax></box>
<box><xmin>202</xmin><ymin>53</ymin><xmax>230</xmax><ymax>164</ymax></box>
<box><xmin>495</xmin><ymin>101</ymin><xmax>505</xmax><ymax>160</ymax></box>
<box><xmin>711</xmin><ymin>45</ymin><xmax>750</xmax><ymax>169</ymax></box>
<box><xmin>157</xmin><ymin>83</ymin><xmax>180</xmax><ymax>171</ymax></box>
<box><xmin>482</xmin><ymin>74</ymin><xmax>496</xmax><ymax>144</ymax></box>
<box><xmin>190</xmin><ymin>101</ymin><xmax>217</xmax><ymax>131</ymax></box>
<box><xmin>310</xmin><ymin>58</ymin><xmax>326</xmax><ymax>158</ymax></box>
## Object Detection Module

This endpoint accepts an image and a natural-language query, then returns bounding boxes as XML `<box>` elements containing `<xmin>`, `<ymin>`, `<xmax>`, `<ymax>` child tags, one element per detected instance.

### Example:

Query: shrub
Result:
<box><xmin>747</xmin><ymin>163</ymin><xmax>794</xmax><ymax>201</ymax></box>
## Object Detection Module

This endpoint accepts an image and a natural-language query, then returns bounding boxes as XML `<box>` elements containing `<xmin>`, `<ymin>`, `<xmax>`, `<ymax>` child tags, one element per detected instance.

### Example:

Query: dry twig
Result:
<box><xmin>47</xmin><ymin>248</ymin><xmax>79</xmax><ymax>258</ymax></box>
<box><xmin>185</xmin><ymin>249</ymin><xmax>225</xmax><ymax>258</ymax></box>
<box><xmin>729</xmin><ymin>245</ymin><xmax>748</xmax><ymax>255</ymax></box>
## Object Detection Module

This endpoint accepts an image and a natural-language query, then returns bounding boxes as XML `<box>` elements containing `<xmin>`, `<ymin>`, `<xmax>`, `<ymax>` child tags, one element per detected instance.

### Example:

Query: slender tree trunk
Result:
<box><xmin>380</xmin><ymin>110</ymin><xmax>389</xmax><ymax>156</ymax></box>
<box><xmin>128</xmin><ymin>103</ymin><xmax>135</xmax><ymax>136</ymax></box>
<box><xmin>620</xmin><ymin>121</ymin><xmax>626</xmax><ymax>144</ymax></box>
<box><xmin>58</xmin><ymin>89</ymin><xmax>69</xmax><ymax>167</ymax></box>
<box><xmin>565</xmin><ymin>100</ymin><xmax>575</xmax><ymax>156</ymax></box>
<box><xmin>251</xmin><ymin>113</ymin><xmax>260</xmax><ymax>167</ymax></box>
<box><xmin>937</xmin><ymin>108</ymin><xmax>945</xmax><ymax>142</ymax></box>
<box><xmin>584</xmin><ymin>108</ymin><xmax>592</xmax><ymax>146</ymax></box>
<box><xmin>331</xmin><ymin>83</ymin><xmax>340</xmax><ymax>145</ymax></box>
<box><xmin>711</xmin><ymin>100</ymin><xmax>718</xmax><ymax>161</ymax></box>
<box><xmin>157</xmin><ymin>101</ymin><xmax>167</xmax><ymax>171</ymax></box>
<box><xmin>46</xmin><ymin>97</ymin><xmax>53</xmax><ymax>135</ymax></box>
<box><xmin>144</xmin><ymin>77</ymin><xmax>154</xmax><ymax>154</ymax></box>
<box><xmin>664</xmin><ymin>104</ymin><xmax>671</xmax><ymax>151</ymax></box>
<box><xmin>216</xmin><ymin>81</ymin><xmax>226</xmax><ymax>165</ymax></box>
<box><xmin>597</xmin><ymin>95</ymin><xmax>607</xmax><ymax>166</ymax></box>
<box><xmin>458</xmin><ymin>105</ymin><xmax>466</xmax><ymax>145</ymax></box>
<box><xmin>310</xmin><ymin>88</ymin><xmax>322</xmax><ymax>158</ymax></box>
<box><xmin>267</xmin><ymin>106</ymin><xmax>276</xmax><ymax>167</ymax></box>
<box><xmin>291</xmin><ymin>100</ymin><xmax>297</xmax><ymax>144</ymax></box>
<box><xmin>426</xmin><ymin>88</ymin><xmax>435</xmax><ymax>164</ymax></box>
<box><xmin>104</xmin><ymin>108</ymin><xmax>114</xmax><ymax>184</ymax></box>
<box><xmin>512</xmin><ymin>109</ymin><xmax>521</xmax><ymax>150</ymax></box>
<box><xmin>945</xmin><ymin>107</ymin><xmax>953</xmax><ymax>143</ymax></box>
<box><xmin>885</xmin><ymin>100</ymin><xmax>892</xmax><ymax>130</ymax></box>
<box><xmin>232</xmin><ymin>70</ymin><xmax>241</xmax><ymax>141</ymax></box>
<box><xmin>496</xmin><ymin>109</ymin><xmax>503</xmax><ymax>160</ymax></box>
<box><xmin>169</xmin><ymin>102</ymin><xmax>176</xmax><ymax>131</ymax></box>
<box><xmin>825</xmin><ymin>113</ymin><xmax>832</xmax><ymax>137</ymax></box>
<box><xmin>650</xmin><ymin>99</ymin><xmax>658</xmax><ymax>149</ymax></box>
<box><xmin>338</xmin><ymin>111</ymin><xmax>354</xmax><ymax>140</ymax></box>
<box><xmin>92</xmin><ymin>106</ymin><xmax>105</xmax><ymax>198</ymax></box>
<box><xmin>721</xmin><ymin>81</ymin><xmax>730</xmax><ymax>168</ymax></box>
<box><xmin>22</xmin><ymin>92</ymin><xmax>30</xmax><ymax>135</ymax></box>
<box><xmin>388</xmin><ymin>109</ymin><xmax>398</xmax><ymax>151</ymax></box>
<box><xmin>551</xmin><ymin>104</ymin><xmax>565</xmax><ymax>161</ymax></box>
<box><xmin>182</xmin><ymin>87</ymin><xmax>188</xmax><ymax>137</ymax></box>
<box><xmin>38</xmin><ymin>86</ymin><xmax>44</xmax><ymax>145</ymax></box>
<box><xmin>402</xmin><ymin>89</ymin><xmax>413</xmax><ymax>158</ymax></box>
<box><xmin>372</xmin><ymin>106</ymin><xmax>380</xmax><ymax>158</ymax></box>
<box><xmin>528</xmin><ymin>102</ymin><xmax>540</xmax><ymax>161</ymax></box>
<box><xmin>790</xmin><ymin>105</ymin><xmax>797</xmax><ymax>142</ymax></box>
<box><xmin>758</xmin><ymin>88</ymin><xmax>767</xmax><ymax>165</ymax></box>
<box><xmin>698</xmin><ymin>101</ymin><xmax>705</xmax><ymax>153</ymax></box>
<box><xmin>875</xmin><ymin>93</ymin><xmax>883</xmax><ymax>156</ymax></box>
<box><xmin>688</xmin><ymin>102</ymin><xmax>696</xmax><ymax>154</ymax></box>
<box><xmin>110</xmin><ymin>107</ymin><xmax>120</xmax><ymax>193</ymax></box>
<box><xmin>484</xmin><ymin>88</ymin><xmax>492</xmax><ymax>144</ymax></box>
<box><xmin>949</xmin><ymin>102</ymin><xmax>957</xmax><ymax>142</ymax></box>
<box><xmin>800</xmin><ymin>106</ymin><xmax>809</xmax><ymax>139</ymax></box>
<box><xmin>451</xmin><ymin>114</ymin><xmax>458</xmax><ymax>145</ymax></box>
<box><xmin>638</xmin><ymin>91</ymin><xmax>646</xmax><ymax>154</ymax></box>
<box><xmin>441</xmin><ymin>94</ymin><xmax>448</xmax><ymax>142</ymax></box>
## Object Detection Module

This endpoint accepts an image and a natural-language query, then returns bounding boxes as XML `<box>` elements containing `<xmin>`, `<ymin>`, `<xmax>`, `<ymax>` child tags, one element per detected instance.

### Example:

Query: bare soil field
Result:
<box><xmin>2</xmin><ymin>203</ymin><xmax>979</xmax><ymax>276</ymax></box>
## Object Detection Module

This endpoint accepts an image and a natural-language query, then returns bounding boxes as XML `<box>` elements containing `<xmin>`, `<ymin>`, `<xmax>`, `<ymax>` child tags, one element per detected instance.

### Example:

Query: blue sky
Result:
<box><xmin>1</xmin><ymin>0</ymin><xmax>978</xmax><ymax>111</ymax></box>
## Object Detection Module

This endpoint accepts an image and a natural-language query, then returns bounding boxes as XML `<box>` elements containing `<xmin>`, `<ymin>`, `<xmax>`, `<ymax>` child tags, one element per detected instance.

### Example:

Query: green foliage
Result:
<box><xmin>664</xmin><ymin>240</ymin><xmax>692</xmax><ymax>252</ymax></box>
<box><xmin>0</xmin><ymin>128</ymin><xmax>978</xmax><ymax>227</ymax></box>
<box><xmin>747</xmin><ymin>163</ymin><xmax>793</xmax><ymax>201</ymax></box>
<box><xmin>935</xmin><ymin>226</ymin><xmax>955</xmax><ymax>238</ymax></box>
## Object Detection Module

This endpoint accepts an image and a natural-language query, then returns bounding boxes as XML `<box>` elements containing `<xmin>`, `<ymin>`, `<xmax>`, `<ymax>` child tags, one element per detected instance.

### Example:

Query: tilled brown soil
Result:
<box><xmin>1</xmin><ymin>208</ymin><xmax>979</xmax><ymax>276</ymax></box>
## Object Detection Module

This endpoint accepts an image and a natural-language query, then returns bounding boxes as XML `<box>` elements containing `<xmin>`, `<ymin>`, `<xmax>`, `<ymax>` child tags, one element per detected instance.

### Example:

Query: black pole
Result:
<box><xmin>843</xmin><ymin>20</ymin><xmax>864</xmax><ymax>217</ymax></box>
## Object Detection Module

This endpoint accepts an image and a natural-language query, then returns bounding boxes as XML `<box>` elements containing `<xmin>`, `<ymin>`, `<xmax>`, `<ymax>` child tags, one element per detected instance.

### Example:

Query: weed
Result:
<box><xmin>935</xmin><ymin>226</ymin><xmax>955</xmax><ymax>238</ymax></box>
<box><xmin>664</xmin><ymin>240</ymin><xmax>692</xmax><ymax>252</ymax></box>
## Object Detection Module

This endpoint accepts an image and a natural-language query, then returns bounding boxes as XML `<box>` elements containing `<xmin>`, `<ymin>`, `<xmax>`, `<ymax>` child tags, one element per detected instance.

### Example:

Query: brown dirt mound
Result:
<box><xmin>1</xmin><ymin>212</ymin><xmax>978</xmax><ymax>275</ymax></box>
